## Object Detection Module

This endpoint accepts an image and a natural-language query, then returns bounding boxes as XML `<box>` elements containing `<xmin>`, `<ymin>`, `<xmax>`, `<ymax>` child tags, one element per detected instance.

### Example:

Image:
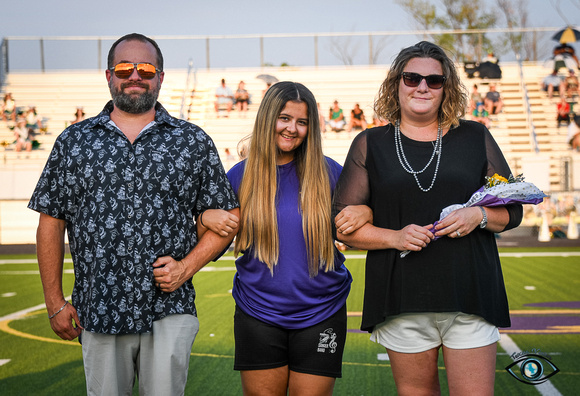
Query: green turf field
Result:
<box><xmin>1</xmin><ymin>248</ymin><xmax>579</xmax><ymax>395</ymax></box>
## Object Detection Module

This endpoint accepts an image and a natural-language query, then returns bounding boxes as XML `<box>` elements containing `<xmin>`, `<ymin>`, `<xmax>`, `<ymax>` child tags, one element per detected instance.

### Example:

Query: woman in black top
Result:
<box><xmin>333</xmin><ymin>41</ymin><xmax>522</xmax><ymax>394</ymax></box>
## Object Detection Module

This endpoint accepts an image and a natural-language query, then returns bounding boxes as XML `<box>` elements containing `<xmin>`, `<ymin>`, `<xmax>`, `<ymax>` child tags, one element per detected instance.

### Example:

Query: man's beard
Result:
<box><xmin>109</xmin><ymin>80</ymin><xmax>160</xmax><ymax>114</ymax></box>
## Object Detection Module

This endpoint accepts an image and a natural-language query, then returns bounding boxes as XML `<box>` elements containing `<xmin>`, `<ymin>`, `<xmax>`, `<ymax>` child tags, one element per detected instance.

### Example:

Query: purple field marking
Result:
<box><xmin>505</xmin><ymin>315</ymin><xmax>580</xmax><ymax>334</ymax></box>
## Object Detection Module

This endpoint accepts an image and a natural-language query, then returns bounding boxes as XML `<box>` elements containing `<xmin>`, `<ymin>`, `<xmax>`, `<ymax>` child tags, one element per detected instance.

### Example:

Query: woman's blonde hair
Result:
<box><xmin>374</xmin><ymin>41</ymin><xmax>468</xmax><ymax>130</ymax></box>
<box><xmin>235</xmin><ymin>81</ymin><xmax>335</xmax><ymax>277</ymax></box>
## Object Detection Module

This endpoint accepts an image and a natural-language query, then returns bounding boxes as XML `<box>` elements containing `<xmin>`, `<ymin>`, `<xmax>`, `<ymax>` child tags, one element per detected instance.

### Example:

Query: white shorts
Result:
<box><xmin>370</xmin><ymin>312</ymin><xmax>500</xmax><ymax>353</ymax></box>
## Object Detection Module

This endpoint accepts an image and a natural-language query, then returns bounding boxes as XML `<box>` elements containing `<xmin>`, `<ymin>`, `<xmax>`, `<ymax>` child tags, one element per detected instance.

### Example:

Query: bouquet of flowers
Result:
<box><xmin>400</xmin><ymin>173</ymin><xmax>547</xmax><ymax>258</ymax></box>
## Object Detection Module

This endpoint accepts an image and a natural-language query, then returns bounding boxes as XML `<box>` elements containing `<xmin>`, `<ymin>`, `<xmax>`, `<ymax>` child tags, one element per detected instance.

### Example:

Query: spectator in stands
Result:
<box><xmin>328</xmin><ymin>100</ymin><xmax>346</xmax><ymax>132</ymax></box>
<box><xmin>234</xmin><ymin>80</ymin><xmax>250</xmax><ymax>116</ymax></box>
<box><xmin>71</xmin><ymin>107</ymin><xmax>85</xmax><ymax>124</ymax></box>
<box><xmin>25</xmin><ymin>106</ymin><xmax>41</xmax><ymax>135</ymax></box>
<box><xmin>472</xmin><ymin>102</ymin><xmax>490</xmax><ymax>128</ymax></box>
<box><xmin>28</xmin><ymin>33</ymin><xmax>239</xmax><ymax>396</ymax></box>
<box><xmin>554</xmin><ymin>43</ymin><xmax>579</xmax><ymax>70</ymax></box>
<box><xmin>318</xmin><ymin>102</ymin><xmax>327</xmax><ymax>132</ymax></box>
<box><xmin>262</xmin><ymin>82</ymin><xmax>273</xmax><ymax>97</ymax></box>
<box><xmin>469</xmin><ymin>83</ymin><xmax>483</xmax><ymax>113</ymax></box>
<box><xmin>197</xmin><ymin>81</ymin><xmax>370</xmax><ymax>396</ymax></box>
<box><xmin>483</xmin><ymin>52</ymin><xmax>498</xmax><ymax>64</ymax></box>
<box><xmin>14</xmin><ymin>117</ymin><xmax>33</xmax><ymax>152</ymax></box>
<box><xmin>568</xmin><ymin>116</ymin><xmax>580</xmax><ymax>151</ymax></box>
<box><xmin>557</xmin><ymin>96</ymin><xmax>571</xmax><ymax>127</ymax></box>
<box><xmin>541</xmin><ymin>70</ymin><xmax>564</xmax><ymax>99</ymax></box>
<box><xmin>332</xmin><ymin>40</ymin><xmax>522</xmax><ymax>396</ymax></box>
<box><xmin>568</xmin><ymin>115</ymin><xmax>580</xmax><ymax>151</ymax></box>
<box><xmin>477</xmin><ymin>59</ymin><xmax>502</xmax><ymax>79</ymax></box>
<box><xmin>347</xmin><ymin>103</ymin><xmax>367</xmax><ymax>132</ymax></box>
<box><xmin>215</xmin><ymin>78</ymin><xmax>234</xmax><ymax>116</ymax></box>
<box><xmin>484</xmin><ymin>84</ymin><xmax>503</xmax><ymax>115</ymax></box>
<box><xmin>563</xmin><ymin>69</ymin><xmax>579</xmax><ymax>98</ymax></box>
<box><xmin>2</xmin><ymin>93</ymin><xmax>16</xmax><ymax>125</ymax></box>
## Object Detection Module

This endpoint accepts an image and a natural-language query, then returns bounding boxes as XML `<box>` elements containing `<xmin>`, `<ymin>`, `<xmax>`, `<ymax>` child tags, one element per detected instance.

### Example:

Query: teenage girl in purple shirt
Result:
<box><xmin>199</xmin><ymin>81</ymin><xmax>370</xmax><ymax>395</ymax></box>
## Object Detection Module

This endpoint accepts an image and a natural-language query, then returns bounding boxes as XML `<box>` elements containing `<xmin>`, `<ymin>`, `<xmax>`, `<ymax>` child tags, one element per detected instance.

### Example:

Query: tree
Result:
<box><xmin>328</xmin><ymin>34</ymin><xmax>360</xmax><ymax>66</ymax></box>
<box><xmin>551</xmin><ymin>0</ymin><xmax>580</xmax><ymax>24</ymax></box>
<box><xmin>396</xmin><ymin>0</ymin><xmax>498</xmax><ymax>61</ymax></box>
<box><xmin>496</xmin><ymin>0</ymin><xmax>532</xmax><ymax>60</ymax></box>
<box><xmin>329</xmin><ymin>33</ymin><xmax>393</xmax><ymax>66</ymax></box>
<box><xmin>369</xmin><ymin>34</ymin><xmax>394</xmax><ymax>65</ymax></box>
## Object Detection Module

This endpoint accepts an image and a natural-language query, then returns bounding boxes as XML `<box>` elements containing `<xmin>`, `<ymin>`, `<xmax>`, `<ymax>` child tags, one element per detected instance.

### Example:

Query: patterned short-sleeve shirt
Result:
<box><xmin>28</xmin><ymin>101</ymin><xmax>239</xmax><ymax>334</ymax></box>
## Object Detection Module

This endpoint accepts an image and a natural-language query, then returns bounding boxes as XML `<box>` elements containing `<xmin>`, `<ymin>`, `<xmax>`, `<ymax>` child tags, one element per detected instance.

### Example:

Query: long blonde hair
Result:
<box><xmin>234</xmin><ymin>81</ymin><xmax>335</xmax><ymax>277</ymax></box>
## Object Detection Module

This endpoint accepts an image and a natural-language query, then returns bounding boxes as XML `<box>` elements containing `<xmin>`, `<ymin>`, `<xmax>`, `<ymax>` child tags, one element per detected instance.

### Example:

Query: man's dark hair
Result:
<box><xmin>107</xmin><ymin>33</ymin><xmax>164</xmax><ymax>71</ymax></box>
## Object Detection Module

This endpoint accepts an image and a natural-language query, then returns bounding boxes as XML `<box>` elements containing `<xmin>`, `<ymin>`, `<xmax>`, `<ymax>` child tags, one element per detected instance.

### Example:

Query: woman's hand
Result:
<box><xmin>395</xmin><ymin>224</ymin><xmax>434</xmax><ymax>252</ymax></box>
<box><xmin>335</xmin><ymin>205</ymin><xmax>373</xmax><ymax>235</ymax></box>
<box><xmin>199</xmin><ymin>209</ymin><xmax>239</xmax><ymax>237</ymax></box>
<box><xmin>434</xmin><ymin>207</ymin><xmax>482</xmax><ymax>239</ymax></box>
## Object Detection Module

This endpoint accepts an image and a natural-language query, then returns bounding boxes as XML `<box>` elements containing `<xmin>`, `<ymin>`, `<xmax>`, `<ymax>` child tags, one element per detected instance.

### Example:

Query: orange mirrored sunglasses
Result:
<box><xmin>109</xmin><ymin>62</ymin><xmax>161</xmax><ymax>79</ymax></box>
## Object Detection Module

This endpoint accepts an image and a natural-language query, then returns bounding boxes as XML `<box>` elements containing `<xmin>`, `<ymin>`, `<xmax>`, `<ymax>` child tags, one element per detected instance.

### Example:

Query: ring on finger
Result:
<box><xmin>456</xmin><ymin>231</ymin><xmax>461</xmax><ymax>237</ymax></box>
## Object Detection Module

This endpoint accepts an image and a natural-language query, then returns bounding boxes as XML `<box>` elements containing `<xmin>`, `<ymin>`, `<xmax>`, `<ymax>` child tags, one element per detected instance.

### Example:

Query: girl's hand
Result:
<box><xmin>335</xmin><ymin>205</ymin><xmax>373</xmax><ymax>235</ymax></box>
<box><xmin>199</xmin><ymin>209</ymin><xmax>239</xmax><ymax>237</ymax></box>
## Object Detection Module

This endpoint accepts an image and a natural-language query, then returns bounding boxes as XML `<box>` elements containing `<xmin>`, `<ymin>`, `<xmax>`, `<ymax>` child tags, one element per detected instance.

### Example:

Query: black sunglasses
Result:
<box><xmin>109</xmin><ymin>62</ymin><xmax>161</xmax><ymax>80</ymax></box>
<box><xmin>401</xmin><ymin>72</ymin><xmax>446</xmax><ymax>89</ymax></box>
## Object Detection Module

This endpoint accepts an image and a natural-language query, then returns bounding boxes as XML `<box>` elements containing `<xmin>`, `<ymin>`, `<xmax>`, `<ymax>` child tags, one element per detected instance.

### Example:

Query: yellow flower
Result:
<box><xmin>485</xmin><ymin>173</ymin><xmax>524</xmax><ymax>188</ymax></box>
<box><xmin>486</xmin><ymin>173</ymin><xmax>508</xmax><ymax>187</ymax></box>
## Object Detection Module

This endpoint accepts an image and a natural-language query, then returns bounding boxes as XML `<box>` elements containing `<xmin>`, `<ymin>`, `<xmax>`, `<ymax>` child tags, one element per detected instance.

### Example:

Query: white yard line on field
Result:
<box><xmin>0</xmin><ymin>299</ymin><xmax>71</xmax><ymax>322</ymax></box>
<box><xmin>0</xmin><ymin>251</ymin><xmax>578</xmax><ymax>267</ymax></box>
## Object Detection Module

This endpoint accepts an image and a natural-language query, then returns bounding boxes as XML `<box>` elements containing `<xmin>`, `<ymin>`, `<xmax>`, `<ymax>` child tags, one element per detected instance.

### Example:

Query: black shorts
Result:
<box><xmin>233</xmin><ymin>304</ymin><xmax>347</xmax><ymax>378</ymax></box>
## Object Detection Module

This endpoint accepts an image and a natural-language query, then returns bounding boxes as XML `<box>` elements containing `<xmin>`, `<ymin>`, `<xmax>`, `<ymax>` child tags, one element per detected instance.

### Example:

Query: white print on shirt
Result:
<box><xmin>317</xmin><ymin>328</ymin><xmax>337</xmax><ymax>353</ymax></box>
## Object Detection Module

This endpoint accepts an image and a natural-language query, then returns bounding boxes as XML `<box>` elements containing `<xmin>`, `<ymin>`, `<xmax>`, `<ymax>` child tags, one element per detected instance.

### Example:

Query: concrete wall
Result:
<box><xmin>0</xmin><ymin>166</ymin><xmax>43</xmax><ymax>200</ymax></box>
<box><xmin>0</xmin><ymin>200</ymin><xmax>39</xmax><ymax>244</ymax></box>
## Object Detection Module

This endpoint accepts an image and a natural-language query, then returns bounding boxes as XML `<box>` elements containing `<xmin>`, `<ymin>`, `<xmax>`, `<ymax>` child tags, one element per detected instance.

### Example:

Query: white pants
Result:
<box><xmin>81</xmin><ymin>314</ymin><xmax>199</xmax><ymax>396</ymax></box>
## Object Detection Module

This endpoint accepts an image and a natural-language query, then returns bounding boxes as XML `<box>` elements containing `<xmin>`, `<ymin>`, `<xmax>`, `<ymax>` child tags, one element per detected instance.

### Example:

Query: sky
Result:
<box><xmin>0</xmin><ymin>0</ymin><xmax>578</xmax><ymax>71</ymax></box>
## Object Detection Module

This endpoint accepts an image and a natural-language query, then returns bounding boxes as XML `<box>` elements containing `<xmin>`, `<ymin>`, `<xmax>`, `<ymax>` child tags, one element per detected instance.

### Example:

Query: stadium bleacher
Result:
<box><xmin>1</xmin><ymin>62</ymin><xmax>579</xmax><ymax>244</ymax></box>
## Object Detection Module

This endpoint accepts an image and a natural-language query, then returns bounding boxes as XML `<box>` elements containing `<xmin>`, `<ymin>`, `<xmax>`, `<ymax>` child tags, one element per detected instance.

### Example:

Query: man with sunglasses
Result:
<box><xmin>28</xmin><ymin>33</ymin><xmax>240</xmax><ymax>395</ymax></box>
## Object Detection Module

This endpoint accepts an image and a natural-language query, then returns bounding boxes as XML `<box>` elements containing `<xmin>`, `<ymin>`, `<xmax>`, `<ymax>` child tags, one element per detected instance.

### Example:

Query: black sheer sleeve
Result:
<box><xmin>484</xmin><ymin>129</ymin><xmax>523</xmax><ymax>231</ymax></box>
<box><xmin>332</xmin><ymin>131</ymin><xmax>370</xmax><ymax>220</ymax></box>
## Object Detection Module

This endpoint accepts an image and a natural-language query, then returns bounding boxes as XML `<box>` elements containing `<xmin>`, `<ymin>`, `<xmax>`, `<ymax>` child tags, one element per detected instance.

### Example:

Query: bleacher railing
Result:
<box><xmin>516</xmin><ymin>53</ymin><xmax>540</xmax><ymax>154</ymax></box>
<box><xmin>0</xmin><ymin>27</ymin><xmax>561</xmax><ymax>76</ymax></box>
<box><xmin>180</xmin><ymin>59</ymin><xmax>196</xmax><ymax>120</ymax></box>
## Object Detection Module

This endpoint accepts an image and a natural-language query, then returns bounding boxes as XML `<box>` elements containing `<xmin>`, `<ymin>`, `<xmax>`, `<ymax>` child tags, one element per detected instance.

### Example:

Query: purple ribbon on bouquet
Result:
<box><xmin>400</xmin><ymin>180</ymin><xmax>547</xmax><ymax>258</ymax></box>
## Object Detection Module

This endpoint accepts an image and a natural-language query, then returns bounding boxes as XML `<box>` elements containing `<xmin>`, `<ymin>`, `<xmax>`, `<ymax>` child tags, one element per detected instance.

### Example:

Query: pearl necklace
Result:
<box><xmin>394</xmin><ymin>119</ymin><xmax>442</xmax><ymax>192</ymax></box>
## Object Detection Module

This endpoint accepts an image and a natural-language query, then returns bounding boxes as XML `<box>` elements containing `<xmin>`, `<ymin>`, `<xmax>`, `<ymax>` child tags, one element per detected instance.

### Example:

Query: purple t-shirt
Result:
<box><xmin>227</xmin><ymin>157</ymin><xmax>351</xmax><ymax>329</ymax></box>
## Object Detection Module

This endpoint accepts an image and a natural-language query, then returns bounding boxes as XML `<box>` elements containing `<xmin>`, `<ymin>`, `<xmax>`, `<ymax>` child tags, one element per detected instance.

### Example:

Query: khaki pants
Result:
<box><xmin>81</xmin><ymin>314</ymin><xmax>199</xmax><ymax>396</ymax></box>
